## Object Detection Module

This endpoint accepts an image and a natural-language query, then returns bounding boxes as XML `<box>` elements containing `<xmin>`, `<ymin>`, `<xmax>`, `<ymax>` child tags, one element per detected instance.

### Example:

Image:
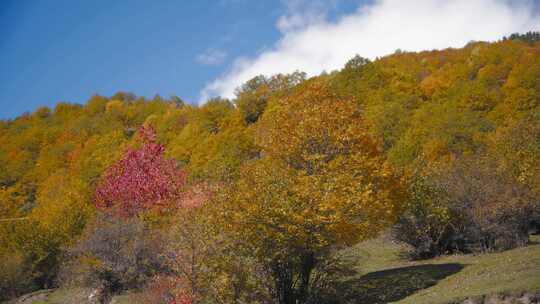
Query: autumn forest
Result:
<box><xmin>1</xmin><ymin>34</ymin><xmax>540</xmax><ymax>303</ymax></box>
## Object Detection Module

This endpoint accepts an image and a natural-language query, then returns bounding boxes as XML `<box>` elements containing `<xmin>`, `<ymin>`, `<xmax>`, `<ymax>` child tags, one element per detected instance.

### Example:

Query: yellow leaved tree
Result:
<box><xmin>220</xmin><ymin>80</ymin><xmax>406</xmax><ymax>304</ymax></box>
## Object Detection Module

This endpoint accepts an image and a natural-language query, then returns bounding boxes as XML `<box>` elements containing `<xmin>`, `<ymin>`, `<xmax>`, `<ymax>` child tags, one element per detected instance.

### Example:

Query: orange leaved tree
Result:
<box><xmin>223</xmin><ymin>81</ymin><xmax>406</xmax><ymax>304</ymax></box>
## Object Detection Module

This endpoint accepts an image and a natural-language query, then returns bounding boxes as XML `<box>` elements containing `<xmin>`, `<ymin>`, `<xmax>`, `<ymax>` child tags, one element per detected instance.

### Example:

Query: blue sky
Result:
<box><xmin>1</xmin><ymin>0</ymin><xmax>539</xmax><ymax>119</ymax></box>
<box><xmin>0</xmin><ymin>0</ymin><xmax>277</xmax><ymax>118</ymax></box>
<box><xmin>0</xmin><ymin>0</ymin><xmax>357</xmax><ymax>119</ymax></box>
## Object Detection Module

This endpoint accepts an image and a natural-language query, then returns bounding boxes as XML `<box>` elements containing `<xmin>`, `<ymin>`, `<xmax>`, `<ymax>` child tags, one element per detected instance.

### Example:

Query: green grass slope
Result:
<box><xmin>334</xmin><ymin>234</ymin><xmax>540</xmax><ymax>303</ymax></box>
<box><xmin>7</xmin><ymin>235</ymin><xmax>540</xmax><ymax>304</ymax></box>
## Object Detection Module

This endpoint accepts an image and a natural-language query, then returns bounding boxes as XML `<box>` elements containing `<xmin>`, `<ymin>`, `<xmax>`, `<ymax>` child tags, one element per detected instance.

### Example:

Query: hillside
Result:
<box><xmin>6</xmin><ymin>235</ymin><xmax>540</xmax><ymax>304</ymax></box>
<box><xmin>340</xmin><ymin>235</ymin><xmax>540</xmax><ymax>303</ymax></box>
<box><xmin>1</xmin><ymin>37</ymin><xmax>539</xmax><ymax>303</ymax></box>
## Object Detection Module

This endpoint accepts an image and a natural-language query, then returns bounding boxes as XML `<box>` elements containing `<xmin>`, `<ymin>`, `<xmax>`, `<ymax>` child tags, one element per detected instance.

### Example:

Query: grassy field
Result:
<box><xmin>333</xmin><ymin>234</ymin><xmax>540</xmax><ymax>303</ymax></box>
<box><xmin>8</xmin><ymin>235</ymin><xmax>540</xmax><ymax>304</ymax></box>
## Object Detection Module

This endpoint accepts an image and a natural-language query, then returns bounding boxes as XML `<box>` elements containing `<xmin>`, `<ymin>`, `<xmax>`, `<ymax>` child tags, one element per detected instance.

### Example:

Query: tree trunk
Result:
<box><xmin>273</xmin><ymin>252</ymin><xmax>316</xmax><ymax>304</ymax></box>
<box><xmin>296</xmin><ymin>252</ymin><xmax>315</xmax><ymax>303</ymax></box>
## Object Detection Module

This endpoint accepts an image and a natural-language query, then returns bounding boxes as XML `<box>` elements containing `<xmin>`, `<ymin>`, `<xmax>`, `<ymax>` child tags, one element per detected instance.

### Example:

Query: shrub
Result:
<box><xmin>61</xmin><ymin>214</ymin><xmax>168</xmax><ymax>299</ymax></box>
<box><xmin>165</xmin><ymin>204</ymin><xmax>271</xmax><ymax>304</ymax></box>
<box><xmin>393</xmin><ymin>176</ymin><xmax>456</xmax><ymax>259</ymax></box>
<box><xmin>439</xmin><ymin>159</ymin><xmax>534</xmax><ymax>252</ymax></box>
<box><xmin>0</xmin><ymin>252</ymin><xmax>35</xmax><ymax>301</ymax></box>
<box><xmin>394</xmin><ymin>158</ymin><xmax>538</xmax><ymax>258</ymax></box>
<box><xmin>129</xmin><ymin>276</ymin><xmax>179</xmax><ymax>304</ymax></box>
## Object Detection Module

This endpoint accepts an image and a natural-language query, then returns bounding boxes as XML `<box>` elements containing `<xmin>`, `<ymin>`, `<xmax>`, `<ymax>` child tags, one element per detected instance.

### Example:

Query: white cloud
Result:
<box><xmin>200</xmin><ymin>0</ymin><xmax>540</xmax><ymax>103</ymax></box>
<box><xmin>196</xmin><ymin>49</ymin><xmax>228</xmax><ymax>66</ymax></box>
<box><xmin>277</xmin><ymin>0</ymin><xmax>339</xmax><ymax>33</ymax></box>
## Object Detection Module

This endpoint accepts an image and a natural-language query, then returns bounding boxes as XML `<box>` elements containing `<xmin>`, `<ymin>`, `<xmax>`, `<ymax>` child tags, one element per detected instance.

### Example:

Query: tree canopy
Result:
<box><xmin>0</xmin><ymin>37</ymin><xmax>539</xmax><ymax>303</ymax></box>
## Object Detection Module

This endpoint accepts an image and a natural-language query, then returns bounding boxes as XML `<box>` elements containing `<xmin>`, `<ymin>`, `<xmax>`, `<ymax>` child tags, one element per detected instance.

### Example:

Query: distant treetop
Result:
<box><xmin>503</xmin><ymin>31</ymin><xmax>540</xmax><ymax>44</ymax></box>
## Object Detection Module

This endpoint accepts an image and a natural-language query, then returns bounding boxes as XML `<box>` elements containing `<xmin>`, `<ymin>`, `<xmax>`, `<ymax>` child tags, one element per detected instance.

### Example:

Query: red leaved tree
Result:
<box><xmin>95</xmin><ymin>126</ymin><xmax>186</xmax><ymax>216</ymax></box>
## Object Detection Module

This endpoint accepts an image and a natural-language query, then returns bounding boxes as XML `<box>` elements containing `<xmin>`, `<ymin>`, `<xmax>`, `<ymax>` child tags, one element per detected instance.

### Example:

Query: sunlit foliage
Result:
<box><xmin>0</xmin><ymin>37</ymin><xmax>538</xmax><ymax>301</ymax></box>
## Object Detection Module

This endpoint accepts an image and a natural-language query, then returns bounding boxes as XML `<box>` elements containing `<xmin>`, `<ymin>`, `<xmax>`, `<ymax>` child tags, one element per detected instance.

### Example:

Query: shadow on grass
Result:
<box><xmin>319</xmin><ymin>263</ymin><xmax>465</xmax><ymax>304</ymax></box>
<box><xmin>528</xmin><ymin>235</ymin><xmax>540</xmax><ymax>245</ymax></box>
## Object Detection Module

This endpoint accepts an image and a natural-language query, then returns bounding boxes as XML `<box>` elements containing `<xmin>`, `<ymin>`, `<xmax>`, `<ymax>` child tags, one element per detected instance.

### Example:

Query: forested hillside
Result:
<box><xmin>1</xmin><ymin>35</ymin><xmax>539</xmax><ymax>303</ymax></box>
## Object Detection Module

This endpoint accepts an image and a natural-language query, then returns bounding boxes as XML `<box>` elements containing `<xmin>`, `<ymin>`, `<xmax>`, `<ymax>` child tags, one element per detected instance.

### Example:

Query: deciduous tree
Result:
<box><xmin>223</xmin><ymin>81</ymin><xmax>405</xmax><ymax>304</ymax></box>
<box><xmin>95</xmin><ymin>126</ymin><xmax>186</xmax><ymax>217</ymax></box>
